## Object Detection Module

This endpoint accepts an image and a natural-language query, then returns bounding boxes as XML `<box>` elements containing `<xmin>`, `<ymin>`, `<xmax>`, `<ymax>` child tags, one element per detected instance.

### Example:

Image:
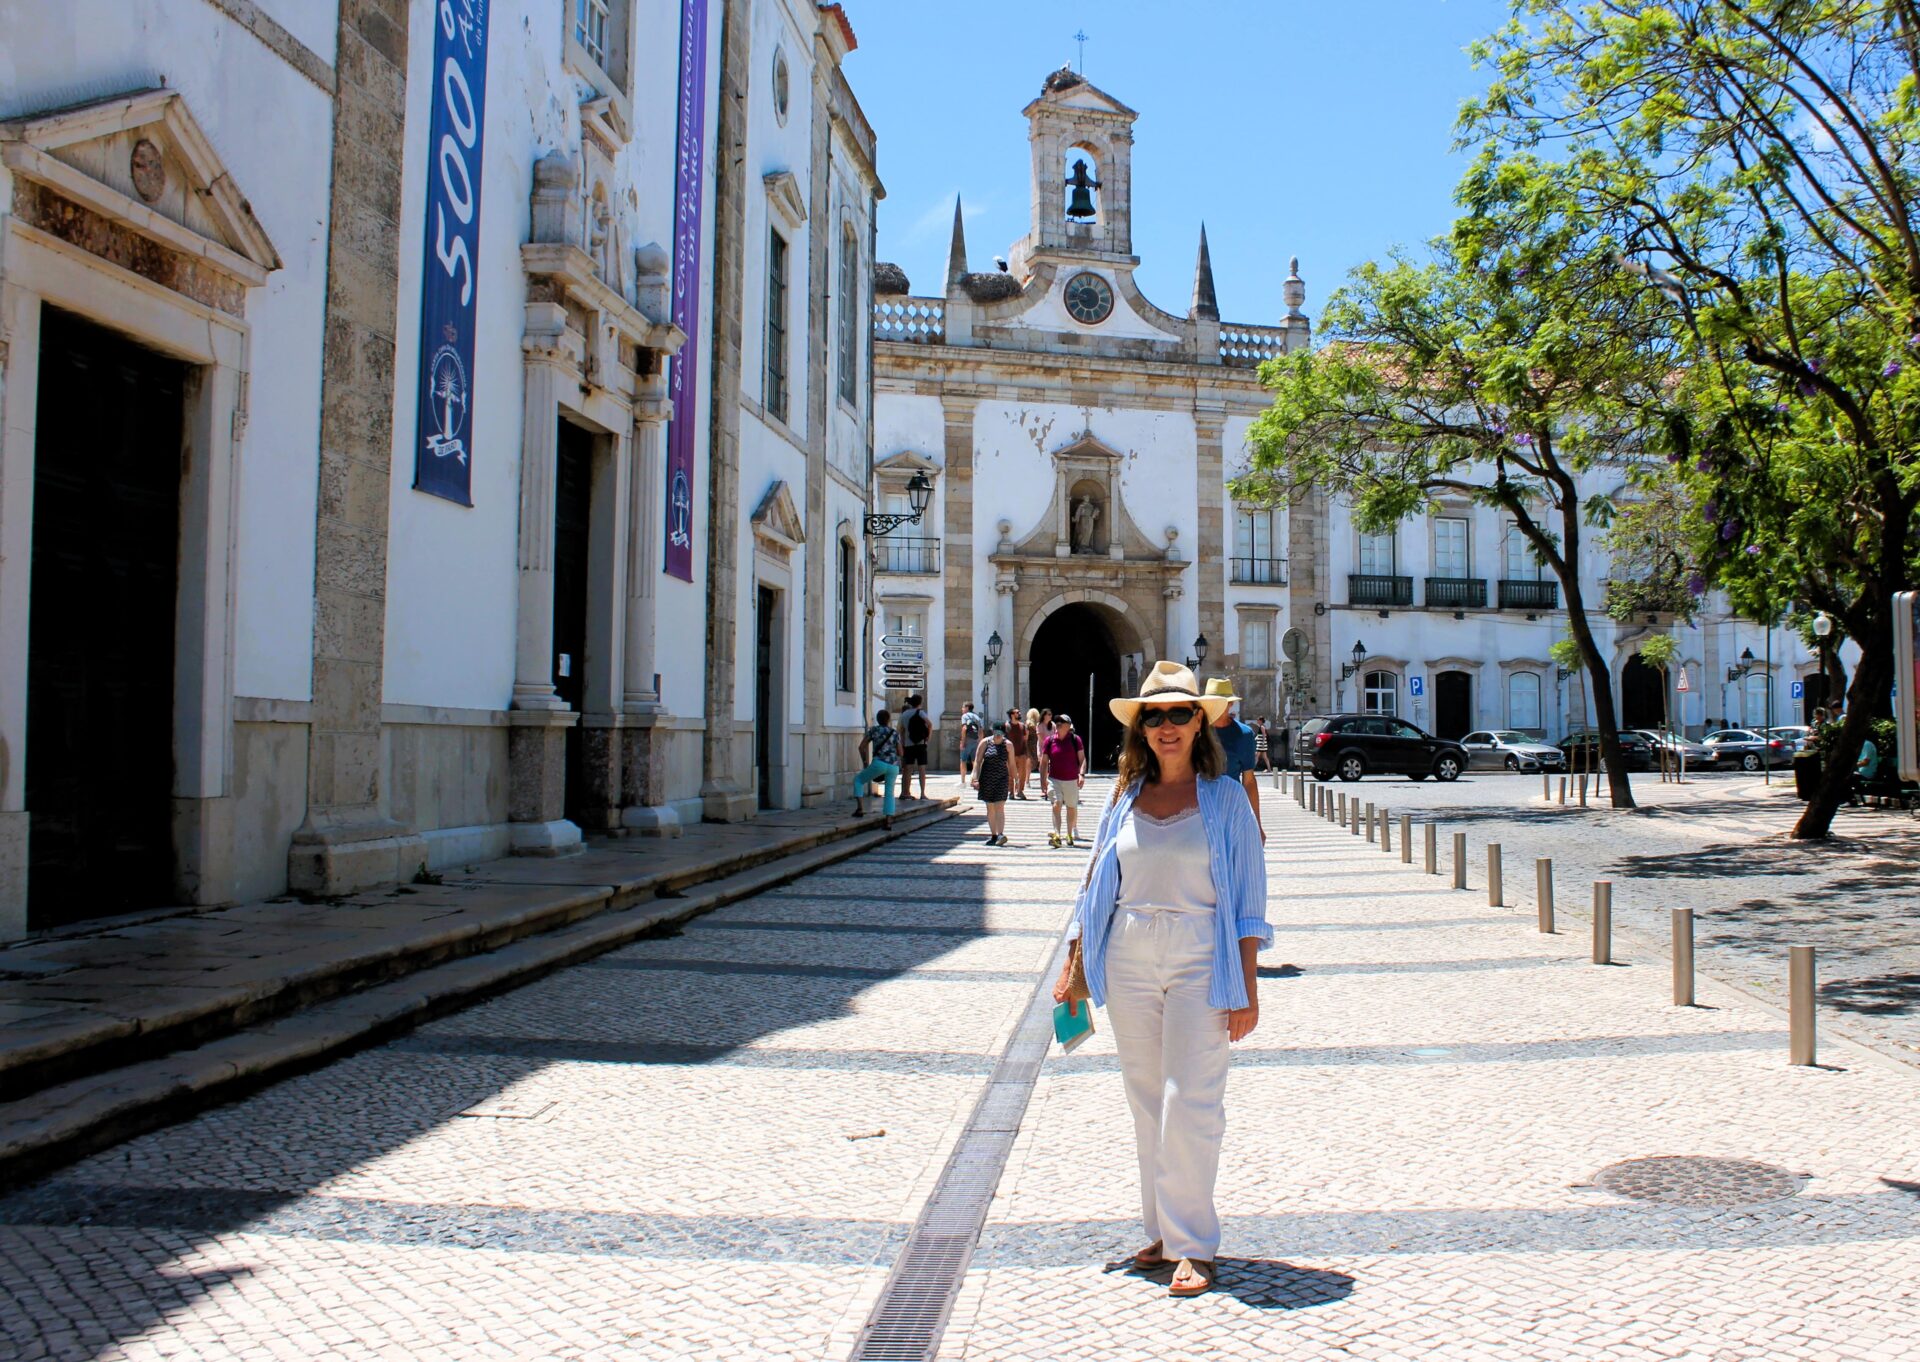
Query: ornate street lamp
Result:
<box><xmin>1187</xmin><ymin>634</ymin><xmax>1210</xmax><ymax>671</ymax></box>
<box><xmin>1812</xmin><ymin>612</ymin><xmax>1834</xmax><ymax>717</ymax></box>
<box><xmin>865</xmin><ymin>470</ymin><xmax>932</xmax><ymax>537</ymax></box>
<box><xmin>1338</xmin><ymin>640</ymin><xmax>1367</xmax><ymax>709</ymax></box>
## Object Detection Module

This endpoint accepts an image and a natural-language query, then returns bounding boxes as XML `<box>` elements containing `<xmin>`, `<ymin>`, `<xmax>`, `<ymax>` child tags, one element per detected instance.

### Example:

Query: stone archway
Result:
<box><xmin>1018</xmin><ymin>591</ymin><xmax>1153</xmax><ymax>771</ymax></box>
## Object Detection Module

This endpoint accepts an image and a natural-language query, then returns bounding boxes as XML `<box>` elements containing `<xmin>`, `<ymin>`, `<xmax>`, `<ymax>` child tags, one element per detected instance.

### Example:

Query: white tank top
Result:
<box><xmin>1114</xmin><ymin>804</ymin><xmax>1217</xmax><ymax>915</ymax></box>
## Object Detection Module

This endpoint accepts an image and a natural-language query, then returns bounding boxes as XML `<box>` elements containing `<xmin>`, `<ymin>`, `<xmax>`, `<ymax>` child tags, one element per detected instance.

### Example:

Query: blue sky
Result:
<box><xmin>844</xmin><ymin>0</ymin><xmax>1515</xmax><ymax>328</ymax></box>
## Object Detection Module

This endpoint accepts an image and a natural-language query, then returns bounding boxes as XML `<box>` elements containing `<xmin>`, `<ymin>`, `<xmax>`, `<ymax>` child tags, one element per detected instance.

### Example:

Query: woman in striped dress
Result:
<box><xmin>1053</xmin><ymin>661</ymin><xmax>1270</xmax><ymax>1298</ymax></box>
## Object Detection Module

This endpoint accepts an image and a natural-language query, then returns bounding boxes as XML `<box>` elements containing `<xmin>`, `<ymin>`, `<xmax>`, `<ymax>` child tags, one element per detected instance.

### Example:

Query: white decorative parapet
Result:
<box><xmin>873</xmin><ymin>297</ymin><xmax>946</xmax><ymax>344</ymax></box>
<box><xmin>1219</xmin><ymin>322</ymin><xmax>1291</xmax><ymax>367</ymax></box>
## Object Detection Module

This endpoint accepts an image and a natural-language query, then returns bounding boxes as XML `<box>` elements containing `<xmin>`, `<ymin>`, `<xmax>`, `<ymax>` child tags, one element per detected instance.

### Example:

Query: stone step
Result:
<box><xmin>0</xmin><ymin>798</ymin><xmax>959</xmax><ymax>1133</ymax></box>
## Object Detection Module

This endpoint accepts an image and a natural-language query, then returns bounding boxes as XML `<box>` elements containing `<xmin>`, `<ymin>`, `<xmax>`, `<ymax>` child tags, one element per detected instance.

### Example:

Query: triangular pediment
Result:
<box><xmin>1051</xmin><ymin>431</ymin><xmax>1123</xmax><ymax>465</ymax></box>
<box><xmin>0</xmin><ymin>89</ymin><xmax>280</xmax><ymax>282</ymax></box>
<box><xmin>1024</xmin><ymin>70</ymin><xmax>1139</xmax><ymax>122</ymax></box>
<box><xmin>751</xmin><ymin>479</ymin><xmax>807</xmax><ymax>553</ymax></box>
<box><xmin>875</xmin><ymin>450</ymin><xmax>939</xmax><ymax>478</ymax></box>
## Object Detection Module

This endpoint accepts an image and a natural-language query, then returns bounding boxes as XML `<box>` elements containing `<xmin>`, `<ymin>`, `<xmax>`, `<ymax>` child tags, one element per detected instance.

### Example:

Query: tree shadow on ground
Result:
<box><xmin>1119</xmin><ymin>1257</ymin><xmax>1355</xmax><ymax>1309</ymax></box>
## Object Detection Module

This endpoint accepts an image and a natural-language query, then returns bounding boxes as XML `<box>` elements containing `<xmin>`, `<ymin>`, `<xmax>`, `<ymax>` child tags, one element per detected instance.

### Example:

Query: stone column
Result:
<box><xmin>1164</xmin><ymin>581</ymin><xmax>1185</xmax><ymax>662</ymax></box>
<box><xmin>287</xmin><ymin>0</ymin><xmax>427</xmax><ymax>894</ymax></box>
<box><xmin>799</xmin><ymin>39</ymin><xmax>834</xmax><ymax>805</ymax></box>
<box><xmin>1291</xmin><ymin>485</ymin><xmax>1330</xmax><ymax>710</ymax></box>
<box><xmin>505</xmin><ymin>331</ymin><xmax>581</xmax><ymax>855</ymax></box>
<box><xmin>1193</xmin><ymin>403</ymin><xmax>1227</xmax><ymax>677</ymax></box>
<box><xmin>575</xmin><ymin>424</ymin><xmax>630</xmax><ymax>835</ymax></box>
<box><xmin>940</xmin><ymin>393</ymin><xmax>979</xmax><ymax>726</ymax></box>
<box><xmin>698</xmin><ymin>0</ymin><xmax>756</xmax><ymax>823</ymax></box>
<box><xmin>621</xmin><ymin>392</ymin><xmax>679</xmax><ymax>835</ymax></box>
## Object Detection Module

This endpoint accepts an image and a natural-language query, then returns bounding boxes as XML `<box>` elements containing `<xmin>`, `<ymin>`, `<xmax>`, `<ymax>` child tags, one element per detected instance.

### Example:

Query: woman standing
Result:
<box><xmin>1035</xmin><ymin>708</ymin><xmax>1054</xmax><ymax>799</ymax></box>
<box><xmin>852</xmin><ymin>709</ymin><xmax>901</xmax><ymax>826</ymax></box>
<box><xmin>972</xmin><ymin>722</ymin><xmax>1012</xmax><ymax>845</ymax></box>
<box><xmin>1006</xmin><ymin>709</ymin><xmax>1029</xmax><ymax>799</ymax></box>
<box><xmin>1053</xmin><ymin>662</ymin><xmax>1269</xmax><ymax>1298</ymax></box>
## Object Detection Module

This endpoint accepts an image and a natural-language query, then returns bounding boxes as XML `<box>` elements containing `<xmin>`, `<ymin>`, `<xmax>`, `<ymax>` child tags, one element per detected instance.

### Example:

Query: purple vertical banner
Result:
<box><xmin>663</xmin><ymin>0</ymin><xmax>709</xmax><ymax>580</ymax></box>
<box><xmin>412</xmin><ymin>0</ymin><xmax>490</xmax><ymax>506</ymax></box>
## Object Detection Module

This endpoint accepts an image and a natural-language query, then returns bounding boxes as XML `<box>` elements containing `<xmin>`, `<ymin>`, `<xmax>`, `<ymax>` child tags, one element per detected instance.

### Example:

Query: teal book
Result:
<box><xmin>1053</xmin><ymin>999</ymin><xmax>1094</xmax><ymax>1053</ymax></box>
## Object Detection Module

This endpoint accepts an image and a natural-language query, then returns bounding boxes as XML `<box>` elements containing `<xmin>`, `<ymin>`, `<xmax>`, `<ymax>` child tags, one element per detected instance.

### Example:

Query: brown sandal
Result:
<box><xmin>1132</xmin><ymin>1239</ymin><xmax>1169</xmax><ymax>1270</ymax></box>
<box><xmin>1168</xmin><ymin>1258</ymin><xmax>1216</xmax><ymax>1297</ymax></box>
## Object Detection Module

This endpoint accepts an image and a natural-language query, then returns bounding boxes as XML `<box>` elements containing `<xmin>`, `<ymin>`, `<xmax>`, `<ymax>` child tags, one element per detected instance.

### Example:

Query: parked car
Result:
<box><xmin>1767</xmin><ymin>725</ymin><xmax>1814</xmax><ymax>753</ymax></box>
<box><xmin>1294</xmin><ymin>715</ymin><xmax>1469</xmax><ymax>783</ymax></box>
<box><xmin>1702</xmin><ymin>728</ymin><xmax>1792</xmax><ymax>771</ymax></box>
<box><xmin>1558</xmin><ymin>729</ymin><xmax>1656</xmax><ymax>772</ymax></box>
<box><xmin>1460</xmin><ymin>730</ymin><xmax>1568</xmax><ymax>772</ymax></box>
<box><xmin>1630</xmin><ymin>728</ymin><xmax>1719</xmax><ymax>768</ymax></box>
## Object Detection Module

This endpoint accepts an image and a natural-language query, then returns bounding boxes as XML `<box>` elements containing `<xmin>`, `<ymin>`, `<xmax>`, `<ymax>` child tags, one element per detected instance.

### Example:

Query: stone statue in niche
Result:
<box><xmin>1071</xmin><ymin>495</ymin><xmax>1102</xmax><ymax>553</ymax></box>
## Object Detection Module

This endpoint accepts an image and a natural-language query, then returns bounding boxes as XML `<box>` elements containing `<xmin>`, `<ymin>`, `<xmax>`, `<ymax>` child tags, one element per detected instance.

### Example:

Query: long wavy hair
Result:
<box><xmin>1116</xmin><ymin>708</ymin><xmax>1226</xmax><ymax>791</ymax></box>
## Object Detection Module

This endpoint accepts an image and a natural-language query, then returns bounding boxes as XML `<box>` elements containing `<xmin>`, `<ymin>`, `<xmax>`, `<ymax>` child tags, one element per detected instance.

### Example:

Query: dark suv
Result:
<box><xmin>1293</xmin><ymin>715</ymin><xmax>1469</xmax><ymax>783</ymax></box>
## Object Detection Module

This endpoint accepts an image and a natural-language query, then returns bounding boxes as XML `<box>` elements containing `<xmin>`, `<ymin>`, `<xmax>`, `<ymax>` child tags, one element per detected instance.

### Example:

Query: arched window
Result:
<box><xmin>1507</xmin><ymin>671</ymin><xmax>1542</xmax><ymax>731</ymax></box>
<box><xmin>1364</xmin><ymin>670</ymin><xmax>1398</xmax><ymax>717</ymax></box>
<box><xmin>1064</xmin><ymin>149</ymin><xmax>1101</xmax><ymax>222</ymax></box>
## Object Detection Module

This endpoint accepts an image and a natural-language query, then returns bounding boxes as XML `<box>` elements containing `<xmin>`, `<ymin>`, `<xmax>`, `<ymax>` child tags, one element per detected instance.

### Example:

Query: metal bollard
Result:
<box><xmin>1400</xmin><ymin>814</ymin><xmax>1412</xmax><ymax>864</ymax></box>
<box><xmin>1789</xmin><ymin>945</ymin><xmax>1816</xmax><ymax>1065</ymax></box>
<box><xmin>1592</xmin><ymin>881</ymin><xmax>1613</xmax><ymax>965</ymax></box>
<box><xmin>1351</xmin><ymin>800</ymin><xmax>1362</xmax><ymax>836</ymax></box>
<box><xmin>1364</xmin><ymin>801</ymin><xmax>1376</xmax><ymax>841</ymax></box>
<box><xmin>1578</xmin><ymin>773</ymin><xmax>1588</xmax><ymax>807</ymax></box>
<box><xmin>1424</xmin><ymin>822</ymin><xmax>1438</xmax><ymax>874</ymax></box>
<box><xmin>1672</xmin><ymin>908</ymin><xmax>1695</xmax><ymax>1006</ymax></box>
<box><xmin>1379</xmin><ymin>808</ymin><xmax>1392</xmax><ymax>852</ymax></box>
<box><xmin>1558</xmin><ymin>776</ymin><xmax>1567</xmax><ymax>805</ymax></box>
<box><xmin>1338</xmin><ymin>792</ymin><xmax>1347</xmax><ymax>824</ymax></box>
<box><xmin>1452</xmin><ymin>832</ymin><xmax>1468</xmax><ymax>889</ymax></box>
<box><xmin>1536</xmin><ymin>858</ymin><xmax>1554</xmax><ymax>933</ymax></box>
<box><xmin>1488</xmin><ymin>843</ymin><xmax>1503</xmax><ymax>907</ymax></box>
<box><xmin>1543</xmin><ymin>772</ymin><xmax>1551</xmax><ymax>801</ymax></box>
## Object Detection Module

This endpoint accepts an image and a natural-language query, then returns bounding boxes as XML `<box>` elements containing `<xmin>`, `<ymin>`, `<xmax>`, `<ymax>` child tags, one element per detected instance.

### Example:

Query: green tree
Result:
<box><xmin>1463</xmin><ymin>0</ymin><xmax>1920</xmax><ymax>838</ymax></box>
<box><xmin>1241</xmin><ymin>162</ymin><xmax>1673</xmax><ymax>808</ymax></box>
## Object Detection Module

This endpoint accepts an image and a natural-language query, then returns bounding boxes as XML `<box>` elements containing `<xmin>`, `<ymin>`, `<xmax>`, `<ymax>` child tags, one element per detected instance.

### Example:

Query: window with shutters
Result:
<box><xmin>1241</xmin><ymin>617</ymin><xmax>1271</xmax><ymax>669</ymax></box>
<box><xmin>836</xmin><ymin>538</ymin><xmax>855</xmax><ymax>692</ymax></box>
<box><xmin>1507</xmin><ymin>671</ymin><xmax>1542</xmax><ymax>730</ymax></box>
<box><xmin>1433</xmin><ymin>517</ymin><xmax>1469</xmax><ymax>577</ymax></box>
<box><xmin>765</xmin><ymin>230</ymin><xmax>789</xmax><ymax>421</ymax></box>
<box><xmin>837</xmin><ymin>226</ymin><xmax>860</xmax><ymax>407</ymax></box>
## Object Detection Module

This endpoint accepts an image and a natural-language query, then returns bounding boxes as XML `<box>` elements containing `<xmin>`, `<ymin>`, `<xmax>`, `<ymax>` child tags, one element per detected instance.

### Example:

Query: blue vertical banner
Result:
<box><xmin>664</xmin><ymin>0</ymin><xmax>709</xmax><ymax>580</ymax></box>
<box><xmin>412</xmin><ymin>0</ymin><xmax>491</xmax><ymax>506</ymax></box>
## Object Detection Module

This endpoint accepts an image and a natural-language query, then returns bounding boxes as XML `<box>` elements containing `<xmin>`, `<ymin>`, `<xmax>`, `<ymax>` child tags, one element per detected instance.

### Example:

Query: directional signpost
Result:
<box><xmin>880</xmin><ymin>632</ymin><xmax>926</xmax><ymax>693</ymax></box>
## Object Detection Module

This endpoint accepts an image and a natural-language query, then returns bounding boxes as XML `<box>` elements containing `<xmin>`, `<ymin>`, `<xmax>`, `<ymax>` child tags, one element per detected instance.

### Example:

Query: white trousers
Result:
<box><xmin>1104</xmin><ymin>906</ymin><xmax>1231</xmax><ymax>1262</ymax></box>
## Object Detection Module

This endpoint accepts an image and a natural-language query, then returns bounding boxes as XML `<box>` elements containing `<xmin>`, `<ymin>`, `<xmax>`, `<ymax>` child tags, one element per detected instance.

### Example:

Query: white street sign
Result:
<box><xmin>880</xmin><ymin>633</ymin><xmax>923</xmax><ymax>648</ymax></box>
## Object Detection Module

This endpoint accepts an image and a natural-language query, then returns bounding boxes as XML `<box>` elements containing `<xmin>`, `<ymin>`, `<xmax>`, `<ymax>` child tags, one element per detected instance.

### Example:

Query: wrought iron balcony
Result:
<box><xmin>1348</xmin><ymin>573</ymin><xmax>1413</xmax><ymax>608</ymax></box>
<box><xmin>1231</xmin><ymin>556</ymin><xmax>1288</xmax><ymax>585</ymax></box>
<box><xmin>875</xmin><ymin>536</ymin><xmax>940</xmax><ymax>575</ymax></box>
<box><xmin>1425</xmin><ymin>577</ymin><xmax>1487</xmax><ymax>610</ymax></box>
<box><xmin>1498</xmin><ymin>578</ymin><xmax>1559</xmax><ymax>610</ymax></box>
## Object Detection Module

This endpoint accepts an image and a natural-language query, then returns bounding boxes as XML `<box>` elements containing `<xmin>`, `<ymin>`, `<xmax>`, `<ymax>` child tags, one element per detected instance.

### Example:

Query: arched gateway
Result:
<box><xmin>1019</xmin><ymin>594</ymin><xmax>1152</xmax><ymax>771</ymax></box>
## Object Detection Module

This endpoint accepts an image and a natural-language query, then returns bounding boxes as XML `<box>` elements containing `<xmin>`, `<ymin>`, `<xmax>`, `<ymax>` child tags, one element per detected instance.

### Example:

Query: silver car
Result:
<box><xmin>1460</xmin><ymin>730</ymin><xmax>1569</xmax><ymax>772</ymax></box>
<box><xmin>1631</xmin><ymin>729</ymin><xmax>1719</xmax><ymax>768</ymax></box>
<box><xmin>1703</xmin><ymin>728</ymin><xmax>1793</xmax><ymax>771</ymax></box>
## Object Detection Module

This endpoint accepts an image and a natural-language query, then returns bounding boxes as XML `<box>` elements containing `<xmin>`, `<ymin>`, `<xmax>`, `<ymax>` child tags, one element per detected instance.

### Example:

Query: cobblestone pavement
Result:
<box><xmin>0</xmin><ymin>789</ymin><xmax>1076</xmax><ymax>1362</ymax></box>
<box><xmin>1291</xmin><ymin>768</ymin><xmax>1920</xmax><ymax>1059</ymax></box>
<box><xmin>7</xmin><ymin>778</ymin><xmax>1920</xmax><ymax>1360</ymax></box>
<box><xmin>951</xmin><ymin>786</ymin><xmax>1920</xmax><ymax>1361</ymax></box>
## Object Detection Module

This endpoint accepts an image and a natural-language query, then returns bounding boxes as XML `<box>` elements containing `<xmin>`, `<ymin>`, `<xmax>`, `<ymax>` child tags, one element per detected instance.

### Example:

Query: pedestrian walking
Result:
<box><xmin>973</xmin><ymin>722</ymin><xmax>1012</xmax><ymax>844</ymax></box>
<box><xmin>1206</xmin><ymin>678</ymin><xmax>1264</xmax><ymax>843</ymax></box>
<box><xmin>1024</xmin><ymin>707</ymin><xmax>1044</xmax><ymax>796</ymax></box>
<box><xmin>1037</xmin><ymin>709</ymin><xmax>1054</xmax><ymax>799</ymax></box>
<box><xmin>1042</xmin><ymin>712</ymin><xmax>1087</xmax><ymax>847</ymax></box>
<box><xmin>1053</xmin><ymin>660</ymin><xmax>1269</xmax><ymax>1298</ymax></box>
<box><xmin>958</xmin><ymin>702</ymin><xmax>983</xmax><ymax>789</ymax></box>
<box><xmin>898</xmin><ymin>694</ymin><xmax>933</xmax><ymax>802</ymax></box>
<box><xmin>1253</xmin><ymin>718</ymin><xmax>1271</xmax><ymax>772</ymax></box>
<box><xmin>1006</xmin><ymin>709</ymin><xmax>1029</xmax><ymax>799</ymax></box>
<box><xmin>852</xmin><ymin>708</ymin><xmax>901</xmax><ymax>825</ymax></box>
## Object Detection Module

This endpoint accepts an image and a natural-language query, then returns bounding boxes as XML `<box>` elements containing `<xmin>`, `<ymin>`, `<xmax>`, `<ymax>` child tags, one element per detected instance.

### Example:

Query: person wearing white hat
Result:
<box><xmin>1052</xmin><ymin>660</ymin><xmax>1271</xmax><ymax>1298</ymax></box>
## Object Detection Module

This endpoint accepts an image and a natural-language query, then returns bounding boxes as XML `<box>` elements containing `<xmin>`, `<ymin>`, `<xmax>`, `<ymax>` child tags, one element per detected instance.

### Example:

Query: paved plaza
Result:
<box><xmin>5</xmin><ymin>780</ymin><xmax>1920</xmax><ymax>1360</ymax></box>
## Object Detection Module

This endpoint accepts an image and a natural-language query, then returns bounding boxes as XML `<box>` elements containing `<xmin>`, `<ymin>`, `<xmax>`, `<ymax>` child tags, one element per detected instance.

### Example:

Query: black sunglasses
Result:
<box><xmin>1140</xmin><ymin>706</ymin><xmax>1199</xmax><ymax>728</ymax></box>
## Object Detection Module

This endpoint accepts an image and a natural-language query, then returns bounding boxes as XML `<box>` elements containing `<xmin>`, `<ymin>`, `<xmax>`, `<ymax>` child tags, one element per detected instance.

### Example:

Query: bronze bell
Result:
<box><xmin>1065</xmin><ymin>160</ymin><xmax>1100</xmax><ymax>220</ymax></box>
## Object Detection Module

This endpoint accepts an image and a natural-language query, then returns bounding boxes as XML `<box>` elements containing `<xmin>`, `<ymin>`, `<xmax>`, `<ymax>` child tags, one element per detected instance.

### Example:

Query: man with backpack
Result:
<box><xmin>898</xmin><ymin>694</ymin><xmax>933</xmax><ymax>801</ymax></box>
<box><xmin>958</xmin><ymin>701</ymin><xmax>983</xmax><ymax>790</ymax></box>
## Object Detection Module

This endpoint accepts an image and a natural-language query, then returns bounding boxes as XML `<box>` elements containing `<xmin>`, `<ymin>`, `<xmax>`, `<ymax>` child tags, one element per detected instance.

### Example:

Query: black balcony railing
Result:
<box><xmin>1425</xmin><ymin>576</ymin><xmax>1487</xmax><ymax>609</ymax></box>
<box><xmin>1349</xmin><ymin>573</ymin><xmax>1414</xmax><ymax>608</ymax></box>
<box><xmin>876</xmin><ymin>536</ymin><xmax>940</xmax><ymax>575</ymax></box>
<box><xmin>1231</xmin><ymin>556</ymin><xmax>1288</xmax><ymax>585</ymax></box>
<box><xmin>1498</xmin><ymin>578</ymin><xmax>1559</xmax><ymax>610</ymax></box>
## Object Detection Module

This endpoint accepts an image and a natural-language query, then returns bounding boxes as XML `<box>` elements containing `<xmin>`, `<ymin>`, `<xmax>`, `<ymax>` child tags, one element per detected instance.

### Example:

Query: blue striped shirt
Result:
<box><xmin>1066</xmin><ymin>775</ymin><xmax>1271</xmax><ymax>1010</ymax></box>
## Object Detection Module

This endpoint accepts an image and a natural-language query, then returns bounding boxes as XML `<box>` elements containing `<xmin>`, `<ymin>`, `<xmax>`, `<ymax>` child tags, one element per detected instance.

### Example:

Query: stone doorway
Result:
<box><xmin>1434</xmin><ymin>670</ymin><xmax>1473</xmax><ymax>741</ymax></box>
<box><xmin>1622</xmin><ymin>653</ymin><xmax>1668</xmax><ymax>730</ymax></box>
<box><xmin>1028</xmin><ymin>604</ymin><xmax>1125</xmax><ymax>770</ymax></box>
<box><xmin>553</xmin><ymin>419</ymin><xmax>595</xmax><ymax>827</ymax></box>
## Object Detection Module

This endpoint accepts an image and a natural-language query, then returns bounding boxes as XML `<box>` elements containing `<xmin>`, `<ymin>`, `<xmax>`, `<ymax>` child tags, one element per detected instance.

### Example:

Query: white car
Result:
<box><xmin>1460</xmin><ymin>730</ymin><xmax>1569</xmax><ymax>772</ymax></box>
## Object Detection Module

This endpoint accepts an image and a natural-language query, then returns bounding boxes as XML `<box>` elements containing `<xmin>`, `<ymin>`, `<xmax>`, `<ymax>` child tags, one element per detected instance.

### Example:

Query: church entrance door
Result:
<box><xmin>1621</xmin><ymin>654</ymin><xmax>1667</xmax><ymax>730</ymax></box>
<box><xmin>1028</xmin><ymin>604</ymin><xmax>1124</xmax><ymax>772</ymax></box>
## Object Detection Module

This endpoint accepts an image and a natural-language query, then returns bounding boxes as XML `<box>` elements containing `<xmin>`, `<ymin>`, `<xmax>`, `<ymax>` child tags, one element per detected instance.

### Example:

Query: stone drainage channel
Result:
<box><xmin>847</xmin><ymin>935</ymin><xmax>1070</xmax><ymax>1361</ymax></box>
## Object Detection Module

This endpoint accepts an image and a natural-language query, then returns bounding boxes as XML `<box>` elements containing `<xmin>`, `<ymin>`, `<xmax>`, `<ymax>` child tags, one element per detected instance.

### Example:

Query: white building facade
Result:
<box><xmin>0</xmin><ymin>0</ymin><xmax>880</xmax><ymax>941</ymax></box>
<box><xmin>869</xmin><ymin>70</ymin><xmax>1824</xmax><ymax>770</ymax></box>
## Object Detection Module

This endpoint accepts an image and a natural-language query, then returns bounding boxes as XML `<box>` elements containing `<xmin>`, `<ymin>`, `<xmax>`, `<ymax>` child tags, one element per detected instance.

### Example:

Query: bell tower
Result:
<box><xmin>1011</xmin><ymin>67</ymin><xmax>1139</xmax><ymax>276</ymax></box>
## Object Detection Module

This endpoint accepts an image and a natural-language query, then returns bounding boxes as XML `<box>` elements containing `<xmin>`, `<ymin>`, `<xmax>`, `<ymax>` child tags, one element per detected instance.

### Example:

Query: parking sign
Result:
<box><xmin>1408</xmin><ymin>676</ymin><xmax>1425</xmax><ymax>698</ymax></box>
<box><xmin>1790</xmin><ymin>679</ymin><xmax>1804</xmax><ymax>700</ymax></box>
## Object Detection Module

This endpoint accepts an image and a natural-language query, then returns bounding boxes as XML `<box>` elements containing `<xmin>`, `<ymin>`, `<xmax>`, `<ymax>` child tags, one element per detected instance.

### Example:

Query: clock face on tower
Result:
<box><xmin>1063</xmin><ymin>271</ymin><xmax>1115</xmax><ymax>325</ymax></box>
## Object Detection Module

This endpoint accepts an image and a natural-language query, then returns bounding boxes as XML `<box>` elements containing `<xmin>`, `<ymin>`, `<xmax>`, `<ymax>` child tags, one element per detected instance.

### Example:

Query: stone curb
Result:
<box><xmin>0</xmin><ymin>802</ymin><xmax>960</xmax><ymax>1191</ymax></box>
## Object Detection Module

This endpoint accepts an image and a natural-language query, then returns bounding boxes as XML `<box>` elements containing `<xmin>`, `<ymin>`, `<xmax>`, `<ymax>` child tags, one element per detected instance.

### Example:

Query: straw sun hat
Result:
<box><xmin>1107</xmin><ymin>661</ymin><xmax>1234</xmax><ymax>726</ymax></box>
